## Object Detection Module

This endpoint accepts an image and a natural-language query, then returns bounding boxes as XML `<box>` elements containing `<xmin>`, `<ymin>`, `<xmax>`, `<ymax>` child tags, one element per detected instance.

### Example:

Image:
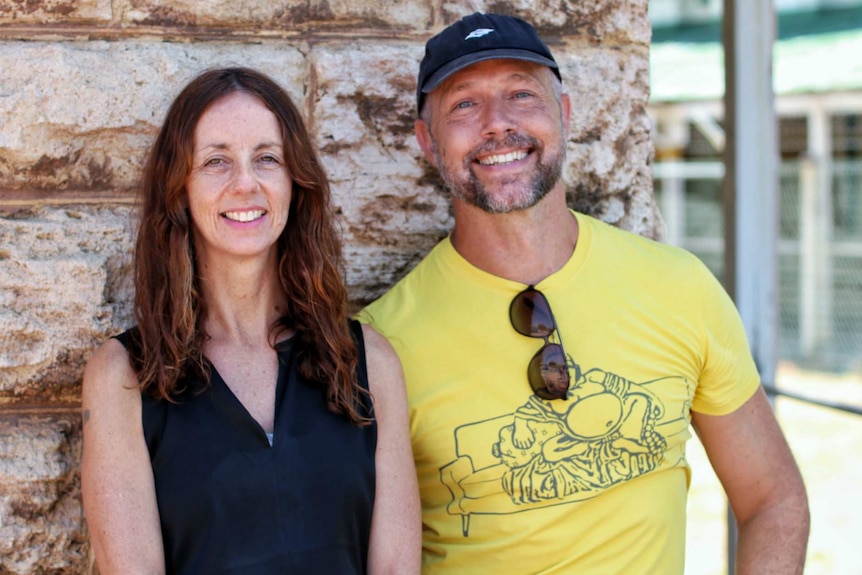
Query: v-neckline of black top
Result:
<box><xmin>204</xmin><ymin>336</ymin><xmax>295</xmax><ymax>448</ymax></box>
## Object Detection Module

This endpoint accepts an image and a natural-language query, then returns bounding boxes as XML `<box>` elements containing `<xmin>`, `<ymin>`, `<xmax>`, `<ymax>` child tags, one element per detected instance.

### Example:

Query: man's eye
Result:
<box><xmin>513</xmin><ymin>91</ymin><xmax>533</xmax><ymax>99</ymax></box>
<box><xmin>455</xmin><ymin>100</ymin><xmax>474</xmax><ymax>110</ymax></box>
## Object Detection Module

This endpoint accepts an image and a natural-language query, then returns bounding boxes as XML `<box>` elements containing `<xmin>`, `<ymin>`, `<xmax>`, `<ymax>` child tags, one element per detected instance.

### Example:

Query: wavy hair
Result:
<box><xmin>132</xmin><ymin>67</ymin><xmax>366</xmax><ymax>423</ymax></box>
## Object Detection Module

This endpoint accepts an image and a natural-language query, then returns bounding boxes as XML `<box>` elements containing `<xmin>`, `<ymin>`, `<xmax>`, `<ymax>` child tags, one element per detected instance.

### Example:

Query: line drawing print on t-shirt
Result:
<box><xmin>439</xmin><ymin>360</ymin><xmax>692</xmax><ymax>536</ymax></box>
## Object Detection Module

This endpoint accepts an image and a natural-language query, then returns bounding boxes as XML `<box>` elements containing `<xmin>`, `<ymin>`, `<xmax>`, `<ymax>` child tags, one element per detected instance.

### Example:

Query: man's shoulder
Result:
<box><xmin>580</xmin><ymin>212</ymin><xmax>700</xmax><ymax>263</ymax></box>
<box><xmin>575</xmin><ymin>212</ymin><xmax>719</xmax><ymax>299</ymax></box>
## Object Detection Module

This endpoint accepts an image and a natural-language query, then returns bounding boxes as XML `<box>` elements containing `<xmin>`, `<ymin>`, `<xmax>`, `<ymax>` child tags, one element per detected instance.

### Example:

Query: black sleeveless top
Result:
<box><xmin>115</xmin><ymin>321</ymin><xmax>376</xmax><ymax>574</ymax></box>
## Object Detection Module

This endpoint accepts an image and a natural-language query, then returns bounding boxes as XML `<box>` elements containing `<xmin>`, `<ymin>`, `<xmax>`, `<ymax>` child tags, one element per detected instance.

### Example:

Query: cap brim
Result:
<box><xmin>422</xmin><ymin>49</ymin><xmax>559</xmax><ymax>95</ymax></box>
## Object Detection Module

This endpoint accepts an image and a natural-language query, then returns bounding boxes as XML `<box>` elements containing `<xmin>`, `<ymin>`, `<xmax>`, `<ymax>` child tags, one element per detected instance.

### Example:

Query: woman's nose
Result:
<box><xmin>231</xmin><ymin>161</ymin><xmax>259</xmax><ymax>193</ymax></box>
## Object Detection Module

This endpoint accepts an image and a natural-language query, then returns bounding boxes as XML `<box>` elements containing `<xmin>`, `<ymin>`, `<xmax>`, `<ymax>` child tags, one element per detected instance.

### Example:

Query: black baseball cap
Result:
<box><xmin>416</xmin><ymin>12</ymin><xmax>561</xmax><ymax>113</ymax></box>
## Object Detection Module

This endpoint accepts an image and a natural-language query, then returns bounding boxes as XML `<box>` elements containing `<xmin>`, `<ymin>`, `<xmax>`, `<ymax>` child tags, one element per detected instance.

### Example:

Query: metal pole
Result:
<box><xmin>722</xmin><ymin>0</ymin><xmax>779</xmax><ymax>572</ymax></box>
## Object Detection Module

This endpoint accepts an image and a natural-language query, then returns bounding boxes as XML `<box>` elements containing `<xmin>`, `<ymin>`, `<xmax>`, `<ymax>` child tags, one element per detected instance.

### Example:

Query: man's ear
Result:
<box><xmin>415</xmin><ymin>118</ymin><xmax>436</xmax><ymax>165</ymax></box>
<box><xmin>560</xmin><ymin>93</ymin><xmax>572</xmax><ymax>139</ymax></box>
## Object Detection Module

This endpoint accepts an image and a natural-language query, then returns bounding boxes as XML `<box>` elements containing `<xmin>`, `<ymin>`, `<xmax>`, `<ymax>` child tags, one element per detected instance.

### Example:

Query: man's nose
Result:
<box><xmin>481</xmin><ymin>98</ymin><xmax>517</xmax><ymax>137</ymax></box>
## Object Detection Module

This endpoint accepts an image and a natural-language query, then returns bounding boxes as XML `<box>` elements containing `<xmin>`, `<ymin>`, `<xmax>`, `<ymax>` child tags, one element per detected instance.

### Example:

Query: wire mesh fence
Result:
<box><xmin>654</xmin><ymin>159</ymin><xmax>862</xmax><ymax>375</ymax></box>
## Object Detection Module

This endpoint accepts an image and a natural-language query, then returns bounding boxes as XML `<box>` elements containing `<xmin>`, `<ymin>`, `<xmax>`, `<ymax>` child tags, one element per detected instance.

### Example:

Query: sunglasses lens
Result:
<box><xmin>510</xmin><ymin>288</ymin><xmax>555</xmax><ymax>338</ymax></box>
<box><xmin>528</xmin><ymin>343</ymin><xmax>570</xmax><ymax>400</ymax></box>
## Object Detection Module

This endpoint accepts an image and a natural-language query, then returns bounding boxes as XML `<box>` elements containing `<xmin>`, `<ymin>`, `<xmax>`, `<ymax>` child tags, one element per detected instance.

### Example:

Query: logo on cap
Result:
<box><xmin>464</xmin><ymin>28</ymin><xmax>494</xmax><ymax>40</ymax></box>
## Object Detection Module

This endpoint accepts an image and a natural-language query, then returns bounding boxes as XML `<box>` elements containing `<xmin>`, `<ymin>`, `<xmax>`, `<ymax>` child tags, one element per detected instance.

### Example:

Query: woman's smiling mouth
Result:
<box><xmin>222</xmin><ymin>209</ymin><xmax>266</xmax><ymax>222</ymax></box>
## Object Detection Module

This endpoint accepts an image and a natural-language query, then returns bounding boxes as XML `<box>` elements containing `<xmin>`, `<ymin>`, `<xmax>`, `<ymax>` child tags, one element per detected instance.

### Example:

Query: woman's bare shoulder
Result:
<box><xmin>82</xmin><ymin>337</ymin><xmax>141</xmax><ymax>412</ymax></box>
<box><xmin>359</xmin><ymin>323</ymin><xmax>403</xmax><ymax>388</ymax></box>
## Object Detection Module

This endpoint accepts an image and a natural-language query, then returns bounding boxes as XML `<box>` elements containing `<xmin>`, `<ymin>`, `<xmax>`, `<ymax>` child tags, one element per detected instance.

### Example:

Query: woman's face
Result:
<box><xmin>185</xmin><ymin>91</ymin><xmax>291</xmax><ymax>266</ymax></box>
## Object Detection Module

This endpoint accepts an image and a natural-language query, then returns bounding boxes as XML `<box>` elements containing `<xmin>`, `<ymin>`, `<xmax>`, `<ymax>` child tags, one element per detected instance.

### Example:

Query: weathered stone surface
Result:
<box><xmin>0</xmin><ymin>41</ymin><xmax>307</xmax><ymax>192</ymax></box>
<box><xmin>559</xmin><ymin>47</ymin><xmax>663</xmax><ymax>239</ymax></box>
<box><xmin>0</xmin><ymin>0</ymin><xmax>110</xmax><ymax>24</ymax></box>
<box><xmin>313</xmin><ymin>43</ymin><xmax>453</xmax><ymax>303</ymax></box>
<box><xmin>0</xmin><ymin>414</ymin><xmax>87</xmax><ymax>574</ymax></box>
<box><xmin>0</xmin><ymin>207</ymin><xmax>134</xmax><ymax>401</ymax></box>
<box><xmin>442</xmin><ymin>0</ymin><xmax>650</xmax><ymax>45</ymax></box>
<box><xmin>119</xmin><ymin>0</ymin><xmax>432</xmax><ymax>30</ymax></box>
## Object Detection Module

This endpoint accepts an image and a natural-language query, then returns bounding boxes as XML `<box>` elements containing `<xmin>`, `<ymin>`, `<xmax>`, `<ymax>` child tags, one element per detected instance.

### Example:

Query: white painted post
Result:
<box><xmin>800</xmin><ymin>104</ymin><xmax>835</xmax><ymax>357</ymax></box>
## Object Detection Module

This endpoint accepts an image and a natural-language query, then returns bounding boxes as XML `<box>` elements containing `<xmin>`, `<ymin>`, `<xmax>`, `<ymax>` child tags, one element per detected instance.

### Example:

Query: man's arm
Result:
<box><xmin>692</xmin><ymin>386</ymin><xmax>809</xmax><ymax>575</ymax></box>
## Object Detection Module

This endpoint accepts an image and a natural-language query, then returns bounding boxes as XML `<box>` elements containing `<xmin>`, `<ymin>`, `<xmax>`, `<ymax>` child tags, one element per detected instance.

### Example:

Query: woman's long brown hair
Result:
<box><xmin>133</xmin><ymin>67</ymin><xmax>366</xmax><ymax>423</ymax></box>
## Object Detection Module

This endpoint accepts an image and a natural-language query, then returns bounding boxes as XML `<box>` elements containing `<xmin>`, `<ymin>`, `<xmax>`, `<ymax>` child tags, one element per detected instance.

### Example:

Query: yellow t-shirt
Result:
<box><xmin>359</xmin><ymin>211</ymin><xmax>760</xmax><ymax>574</ymax></box>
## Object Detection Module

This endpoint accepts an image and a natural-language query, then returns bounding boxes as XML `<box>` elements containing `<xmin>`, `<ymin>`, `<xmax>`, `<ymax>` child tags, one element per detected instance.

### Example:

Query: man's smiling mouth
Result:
<box><xmin>477</xmin><ymin>150</ymin><xmax>528</xmax><ymax>166</ymax></box>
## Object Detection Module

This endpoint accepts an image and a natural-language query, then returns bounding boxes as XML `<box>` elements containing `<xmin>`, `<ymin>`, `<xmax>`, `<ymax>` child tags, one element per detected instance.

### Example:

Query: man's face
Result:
<box><xmin>417</xmin><ymin>59</ymin><xmax>569</xmax><ymax>214</ymax></box>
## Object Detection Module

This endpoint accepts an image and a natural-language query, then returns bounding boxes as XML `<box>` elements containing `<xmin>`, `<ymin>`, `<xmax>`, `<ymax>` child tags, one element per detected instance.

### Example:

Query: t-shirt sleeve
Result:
<box><xmin>354</xmin><ymin>306</ymin><xmax>373</xmax><ymax>326</ymax></box>
<box><xmin>691</xmin><ymin>267</ymin><xmax>762</xmax><ymax>416</ymax></box>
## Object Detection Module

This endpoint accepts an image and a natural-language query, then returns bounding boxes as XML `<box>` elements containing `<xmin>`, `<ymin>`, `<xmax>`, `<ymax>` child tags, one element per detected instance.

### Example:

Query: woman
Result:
<box><xmin>81</xmin><ymin>67</ymin><xmax>420</xmax><ymax>574</ymax></box>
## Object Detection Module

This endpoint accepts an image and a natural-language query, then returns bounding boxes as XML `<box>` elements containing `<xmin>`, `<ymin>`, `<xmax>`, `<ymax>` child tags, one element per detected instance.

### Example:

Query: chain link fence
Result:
<box><xmin>654</xmin><ymin>158</ymin><xmax>862</xmax><ymax>375</ymax></box>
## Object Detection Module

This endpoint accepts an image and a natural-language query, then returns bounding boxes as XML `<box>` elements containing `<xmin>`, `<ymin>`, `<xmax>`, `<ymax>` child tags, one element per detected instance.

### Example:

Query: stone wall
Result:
<box><xmin>0</xmin><ymin>1</ymin><xmax>657</xmax><ymax>571</ymax></box>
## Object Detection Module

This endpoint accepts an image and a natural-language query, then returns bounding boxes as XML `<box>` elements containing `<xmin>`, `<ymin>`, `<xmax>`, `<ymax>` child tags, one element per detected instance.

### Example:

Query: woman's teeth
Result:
<box><xmin>223</xmin><ymin>210</ymin><xmax>265</xmax><ymax>222</ymax></box>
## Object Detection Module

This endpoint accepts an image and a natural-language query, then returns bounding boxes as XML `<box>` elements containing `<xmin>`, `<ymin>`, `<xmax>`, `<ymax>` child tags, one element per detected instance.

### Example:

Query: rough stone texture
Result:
<box><xmin>559</xmin><ymin>47</ymin><xmax>665</xmax><ymax>239</ymax></box>
<box><xmin>0</xmin><ymin>414</ymin><xmax>87</xmax><ymax>574</ymax></box>
<box><xmin>0</xmin><ymin>1</ymin><xmax>656</xmax><ymax>571</ymax></box>
<box><xmin>119</xmin><ymin>0</ymin><xmax>433</xmax><ymax>30</ymax></box>
<box><xmin>0</xmin><ymin>207</ymin><xmax>134</xmax><ymax>402</ymax></box>
<box><xmin>443</xmin><ymin>0</ymin><xmax>651</xmax><ymax>44</ymax></box>
<box><xmin>0</xmin><ymin>0</ymin><xmax>111</xmax><ymax>24</ymax></box>
<box><xmin>0</xmin><ymin>0</ymin><xmax>434</xmax><ymax>29</ymax></box>
<box><xmin>313</xmin><ymin>43</ymin><xmax>453</xmax><ymax>303</ymax></box>
<box><xmin>0</xmin><ymin>42</ymin><xmax>307</xmax><ymax>193</ymax></box>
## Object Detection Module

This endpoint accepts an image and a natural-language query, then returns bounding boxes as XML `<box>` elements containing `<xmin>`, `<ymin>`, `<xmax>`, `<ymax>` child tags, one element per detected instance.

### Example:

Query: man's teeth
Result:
<box><xmin>223</xmin><ymin>210</ymin><xmax>265</xmax><ymax>222</ymax></box>
<box><xmin>478</xmin><ymin>151</ymin><xmax>527</xmax><ymax>166</ymax></box>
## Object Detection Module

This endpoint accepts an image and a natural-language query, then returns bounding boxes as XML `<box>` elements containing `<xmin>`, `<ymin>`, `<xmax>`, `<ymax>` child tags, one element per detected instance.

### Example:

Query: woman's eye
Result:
<box><xmin>260</xmin><ymin>155</ymin><xmax>279</xmax><ymax>164</ymax></box>
<box><xmin>204</xmin><ymin>158</ymin><xmax>223</xmax><ymax>167</ymax></box>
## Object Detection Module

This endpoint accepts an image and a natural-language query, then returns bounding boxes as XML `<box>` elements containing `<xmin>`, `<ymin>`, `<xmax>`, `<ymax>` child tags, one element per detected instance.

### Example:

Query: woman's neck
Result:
<box><xmin>196</xmin><ymin>251</ymin><xmax>288</xmax><ymax>347</ymax></box>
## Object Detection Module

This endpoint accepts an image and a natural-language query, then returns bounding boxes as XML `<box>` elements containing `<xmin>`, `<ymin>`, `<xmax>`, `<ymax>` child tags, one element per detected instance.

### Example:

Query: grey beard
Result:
<box><xmin>433</xmin><ymin>133</ymin><xmax>565</xmax><ymax>214</ymax></box>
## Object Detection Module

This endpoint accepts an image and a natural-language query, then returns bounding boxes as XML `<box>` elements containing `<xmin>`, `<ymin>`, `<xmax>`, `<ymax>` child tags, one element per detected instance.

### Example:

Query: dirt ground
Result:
<box><xmin>684</xmin><ymin>363</ymin><xmax>862</xmax><ymax>574</ymax></box>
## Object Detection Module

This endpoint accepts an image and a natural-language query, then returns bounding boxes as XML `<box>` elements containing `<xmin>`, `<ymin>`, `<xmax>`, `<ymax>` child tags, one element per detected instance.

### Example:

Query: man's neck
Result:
<box><xmin>450</xmin><ymin>190</ymin><xmax>579</xmax><ymax>286</ymax></box>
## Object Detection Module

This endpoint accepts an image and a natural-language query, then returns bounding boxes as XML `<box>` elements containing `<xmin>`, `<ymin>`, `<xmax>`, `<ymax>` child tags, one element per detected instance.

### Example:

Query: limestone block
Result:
<box><xmin>119</xmin><ymin>0</ymin><xmax>432</xmax><ymax>30</ymax></box>
<box><xmin>0</xmin><ymin>414</ymin><xmax>87</xmax><ymax>574</ymax></box>
<box><xmin>0</xmin><ymin>0</ymin><xmax>111</xmax><ymax>24</ymax></box>
<box><xmin>346</xmin><ymin>244</ymin><xmax>439</xmax><ymax>308</ymax></box>
<box><xmin>558</xmin><ymin>47</ymin><xmax>662</xmax><ymax>239</ymax></box>
<box><xmin>0</xmin><ymin>207</ymin><xmax>134</xmax><ymax>401</ymax></box>
<box><xmin>313</xmin><ymin>43</ymin><xmax>453</xmax><ymax>286</ymax></box>
<box><xmin>442</xmin><ymin>0</ymin><xmax>650</xmax><ymax>45</ymax></box>
<box><xmin>0</xmin><ymin>41</ymin><xmax>307</xmax><ymax>192</ymax></box>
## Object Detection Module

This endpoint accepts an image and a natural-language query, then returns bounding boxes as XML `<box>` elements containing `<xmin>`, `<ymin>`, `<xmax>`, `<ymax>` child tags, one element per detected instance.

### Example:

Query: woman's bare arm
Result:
<box><xmin>81</xmin><ymin>338</ymin><xmax>165</xmax><ymax>574</ymax></box>
<box><xmin>362</xmin><ymin>325</ymin><xmax>422</xmax><ymax>575</ymax></box>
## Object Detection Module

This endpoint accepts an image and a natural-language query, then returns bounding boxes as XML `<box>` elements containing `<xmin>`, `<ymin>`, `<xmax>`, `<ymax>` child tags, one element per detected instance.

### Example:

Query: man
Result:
<box><xmin>360</xmin><ymin>12</ymin><xmax>809</xmax><ymax>574</ymax></box>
